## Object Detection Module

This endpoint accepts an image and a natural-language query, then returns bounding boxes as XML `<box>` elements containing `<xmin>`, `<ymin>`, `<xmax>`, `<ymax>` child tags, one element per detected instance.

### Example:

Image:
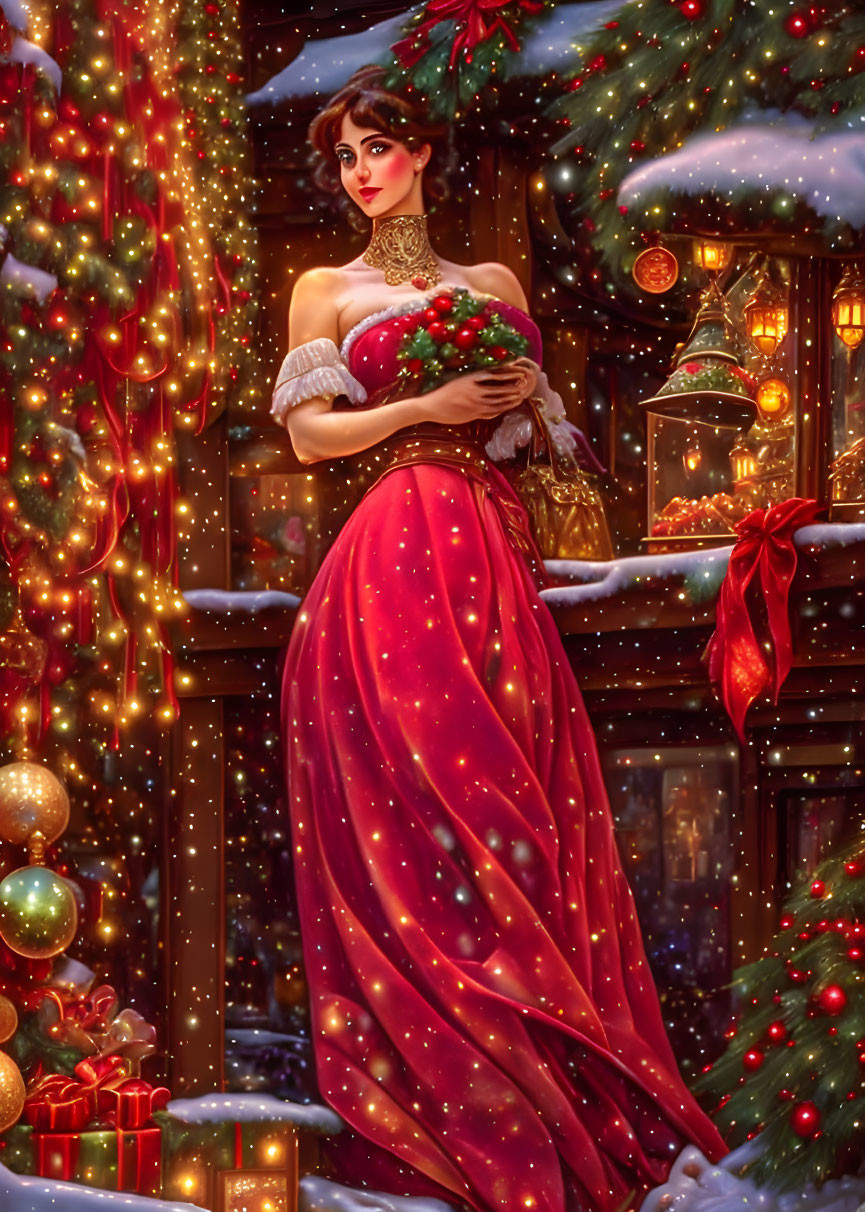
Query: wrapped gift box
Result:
<box><xmin>0</xmin><ymin>1121</ymin><xmax>163</xmax><ymax>1196</ymax></box>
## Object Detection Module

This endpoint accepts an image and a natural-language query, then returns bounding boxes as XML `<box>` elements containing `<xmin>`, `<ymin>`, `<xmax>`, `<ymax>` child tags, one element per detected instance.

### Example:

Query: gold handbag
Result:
<box><xmin>515</xmin><ymin>399</ymin><xmax>614</xmax><ymax>561</ymax></box>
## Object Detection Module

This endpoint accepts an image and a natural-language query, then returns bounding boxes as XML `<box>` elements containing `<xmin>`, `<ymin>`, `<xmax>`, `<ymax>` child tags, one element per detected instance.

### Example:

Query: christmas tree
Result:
<box><xmin>696</xmin><ymin>834</ymin><xmax>865</xmax><ymax>1192</ymax></box>
<box><xmin>546</xmin><ymin>0</ymin><xmax>865</xmax><ymax>301</ymax></box>
<box><xmin>0</xmin><ymin>0</ymin><xmax>261</xmax><ymax>1147</ymax></box>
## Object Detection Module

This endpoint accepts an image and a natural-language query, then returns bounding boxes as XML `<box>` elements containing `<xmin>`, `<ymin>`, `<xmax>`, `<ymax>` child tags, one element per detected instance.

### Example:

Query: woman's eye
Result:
<box><xmin>369</xmin><ymin>142</ymin><xmax>390</xmax><ymax>155</ymax></box>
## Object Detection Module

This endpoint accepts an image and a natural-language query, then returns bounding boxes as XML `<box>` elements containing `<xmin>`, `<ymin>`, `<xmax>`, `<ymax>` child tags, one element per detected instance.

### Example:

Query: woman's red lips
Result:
<box><xmin>359</xmin><ymin>187</ymin><xmax>381</xmax><ymax>201</ymax></box>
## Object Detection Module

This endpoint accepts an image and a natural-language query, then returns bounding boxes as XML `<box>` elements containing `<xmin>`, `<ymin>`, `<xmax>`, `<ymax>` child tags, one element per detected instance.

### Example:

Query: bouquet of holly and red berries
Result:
<box><xmin>396</xmin><ymin>288</ymin><xmax>529</xmax><ymax>392</ymax></box>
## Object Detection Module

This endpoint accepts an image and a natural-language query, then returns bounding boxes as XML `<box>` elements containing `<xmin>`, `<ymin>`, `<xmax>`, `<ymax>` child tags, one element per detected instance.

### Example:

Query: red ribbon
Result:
<box><xmin>25</xmin><ymin>1057</ymin><xmax>169</xmax><ymax>1133</ymax></box>
<box><xmin>705</xmin><ymin>497</ymin><xmax>820</xmax><ymax>739</ymax></box>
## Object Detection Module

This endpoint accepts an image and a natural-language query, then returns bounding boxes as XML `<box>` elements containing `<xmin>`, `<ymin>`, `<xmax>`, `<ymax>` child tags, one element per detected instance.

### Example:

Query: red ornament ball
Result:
<box><xmin>788</xmin><ymin>967</ymin><xmax>808</xmax><ymax>984</ymax></box>
<box><xmin>679</xmin><ymin>0</ymin><xmax>704</xmax><ymax>17</ymax></box>
<box><xmin>454</xmin><ymin>328</ymin><xmax>478</xmax><ymax>352</ymax></box>
<box><xmin>790</xmin><ymin>1101</ymin><xmax>821</xmax><ymax>1138</ymax></box>
<box><xmin>848</xmin><ymin>946</ymin><xmax>863</xmax><ymax>962</ymax></box>
<box><xmin>780</xmin><ymin>914</ymin><xmax>795</xmax><ymax>930</ymax></box>
<box><xmin>767</xmin><ymin>1020</ymin><xmax>787</xmax><ymax>1044</ymax></box>
<box><xmin>785</xmin><ymin>12</ymin><xmax>810</xmax><ymax>37</ymax></box>
<box><xmin>810</xmin><ymin>879</ymin><xmax>826</xmax><ymax>899</ymax></box>
<box><xmin>743</xmin><ymin>1048</ymin><xmax>764</xmax><ymax>1072</ymax></box>
<box><xmin>845</xmin><ymin>860</ymin><xmax>864</xmax><ymax>876</ymax></box>
<box><xmin>816</xmin><ymin>984</ymin><xmax>847</xmax><ymax>1016</ymax></box>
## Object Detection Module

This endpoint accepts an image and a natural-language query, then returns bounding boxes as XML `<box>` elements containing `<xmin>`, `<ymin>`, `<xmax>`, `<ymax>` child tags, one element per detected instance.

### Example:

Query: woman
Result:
<box><xmin>272</xmin><ymin>67</ymin><xmax>726</xmax><ymax>1212</ymax></box>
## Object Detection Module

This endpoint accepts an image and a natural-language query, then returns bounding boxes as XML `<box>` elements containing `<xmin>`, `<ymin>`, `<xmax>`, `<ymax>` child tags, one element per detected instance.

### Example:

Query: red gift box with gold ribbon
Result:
<box><xmin>5</xmin><ymin>1056</ymin><xmax>171</xmax><ymax>1194</ymax></box>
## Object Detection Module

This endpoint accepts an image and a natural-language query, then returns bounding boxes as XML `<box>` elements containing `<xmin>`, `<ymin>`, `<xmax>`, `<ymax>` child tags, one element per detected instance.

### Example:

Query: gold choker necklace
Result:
<box><xmin>362</xmin><ymin>214</ymin><xmax>442</xmax><ymax>291</ymax></box>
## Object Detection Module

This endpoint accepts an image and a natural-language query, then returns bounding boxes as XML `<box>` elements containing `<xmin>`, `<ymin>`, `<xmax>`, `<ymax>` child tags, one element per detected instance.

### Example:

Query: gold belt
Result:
<box><xmin>362</xmin><ymin>431</ymin><xmax>488</xmax><ymax>485</ymax></box>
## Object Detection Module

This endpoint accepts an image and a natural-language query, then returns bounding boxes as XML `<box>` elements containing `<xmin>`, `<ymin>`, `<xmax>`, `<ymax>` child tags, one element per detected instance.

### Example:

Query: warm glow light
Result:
<box><xmin>756</xmin><ymin>377</ymin><xmax>791</xmax><ymax>418</ymax></box>
<box><xmin>745</xmin><ymin>277</ymin><xmax>789</xmax><ymax>356</ymax></box>
<box><xmin>832</xmin><ymin>264</ymin><xmax>865</xmax><ymax>350</ymax></box>
<box><xmin>693</xmin><ymin>239</ymin><xmax>732</xmax><ymax>274</ymax></box>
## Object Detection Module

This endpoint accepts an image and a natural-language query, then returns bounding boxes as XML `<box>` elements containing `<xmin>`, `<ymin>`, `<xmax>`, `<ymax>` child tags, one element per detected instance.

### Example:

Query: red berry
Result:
<box><xmin>810</xmin><ymin>879</ymin><xmax>826</xmax><ymax>899</ymax></box>
<box><xmin>466</xmin><ymin>315</ymin><xmax>486</xmax><ymax>331</ymax></box>
<box><xmin>423</xmin><ymin>308</ymin><xmax>440</xmax><ymax>323</ymax></box>
<box><xmin>489</xmin><ymin>346</ymin><xmax>509</xmax><ymax>361</ymax></box>
<box><xmin>454</xmin><ymin>328</ymin><xmax>478</xmax><ymax>351</ymax></box>
<box><xmin>790</xmin><ymin>1101</ymin><xmax>820</xmax><ymax>1138</ymax></box>
<box><xmin>778</xmin><ymin>1088</ymin><xmax>795</xmax><ymax>1101</ymax></box>
<box><xmin>407</xmin><ymin>358</ymin><xmax>424</xmax><ymax>373</ymax></box>
<box><xmin>427</xmin><ymin>321</ymin><xmax>448</xmax><ymax>342</ymax></box>
<box><xmin>788</xmin><ymin>967</ymin><xmax>808</xmax><ymax>984</ymax></box>
<box><xmin>433</xmin><ymin>296</ymin><xmax>453</xmax><ymax>314</ymax></box>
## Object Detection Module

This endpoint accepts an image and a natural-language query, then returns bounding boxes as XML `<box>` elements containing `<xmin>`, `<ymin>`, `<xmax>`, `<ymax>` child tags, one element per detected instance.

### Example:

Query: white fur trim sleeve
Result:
<box><xmin>271</xmin><ymin>338</ymin><xmax>367</xmax><ymax>426</ymax></box>
<box><xmin>484</xmin><ymin>364</ymin><xmax>579</xmax><ymax>462</ymax></box>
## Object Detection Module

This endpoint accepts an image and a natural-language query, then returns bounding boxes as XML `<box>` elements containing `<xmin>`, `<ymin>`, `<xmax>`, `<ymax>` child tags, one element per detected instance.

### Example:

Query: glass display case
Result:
<box><xmin>605</xmin><ymin>744</ymin><xmax>738</xmax><ymax>1077</ymax></box>
<box><xmin>644</xmin><ymin>256</ymin><xmax>797</xmax><ymax>549</ymax></box>
<box><xmin>828</xmin><ymin>262</ymin><xmax>865</xmax><ymax>519</ymax></box>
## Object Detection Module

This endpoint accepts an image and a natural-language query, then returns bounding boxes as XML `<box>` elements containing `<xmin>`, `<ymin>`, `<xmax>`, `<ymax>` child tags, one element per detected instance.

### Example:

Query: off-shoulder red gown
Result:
<box><xmin>281</xmin><ymin>299</ymin><xmax>726</xmax><ymax>1211</ymax></box>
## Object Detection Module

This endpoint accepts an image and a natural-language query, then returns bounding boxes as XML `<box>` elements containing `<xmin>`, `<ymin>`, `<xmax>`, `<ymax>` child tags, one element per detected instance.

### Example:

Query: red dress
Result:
<box><xmin>281</xmin><ymin>300</ymin><xmax>726</xmax><ymax>1211</ymax></box>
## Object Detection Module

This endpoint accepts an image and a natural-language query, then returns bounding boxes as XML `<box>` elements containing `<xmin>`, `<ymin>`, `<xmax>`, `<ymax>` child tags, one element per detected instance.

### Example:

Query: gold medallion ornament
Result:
<box><xmin>632</xmin><ymin>246</ymin><xmax>679</xmax><ymax>294</ymax></box>
<box><xmin>362</xmin><ymin>214</ymin><xmax>442</xmax><ymax>291</ymax></box>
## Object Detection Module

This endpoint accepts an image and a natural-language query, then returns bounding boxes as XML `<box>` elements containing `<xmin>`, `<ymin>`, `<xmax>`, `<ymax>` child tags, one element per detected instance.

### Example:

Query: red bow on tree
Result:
<box><xmin>393</xmin><ymin>0</ymin><xmax>545</xmax><ymax>70</ymax></box>
<box><xmin>705</xmin><ymin>497</ymin><xmax>820</xmax><ymax>739</ymax></box>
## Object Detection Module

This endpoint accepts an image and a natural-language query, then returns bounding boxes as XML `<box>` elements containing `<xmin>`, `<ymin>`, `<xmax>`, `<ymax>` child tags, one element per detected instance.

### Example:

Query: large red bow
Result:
<box><xmin>705</xmin><ymin>497</ymin><xmax>820</xmax><ymax>739</ymax></box>
<box><xmin>393</xmin><ymin>0</ymin><xmax>544</xmax><ymax>70</ymax></box>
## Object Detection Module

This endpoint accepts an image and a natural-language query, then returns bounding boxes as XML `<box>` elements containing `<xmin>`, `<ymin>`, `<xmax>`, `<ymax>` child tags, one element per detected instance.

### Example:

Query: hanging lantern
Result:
<box><xmin>745</xmin><ymin>273</ymin><xmax>789</xmax><ymax>356</ymax></box>
<box><xmin>641</xmin><ymin>280</ymin><xmax>755</xmax><ymax>428</ymax></box>
<box><xmin>693</xmin><ymin>239</ymin><xmax>733</xmax><ymax>275</ymax></box>
<box><xmin>756</xmin><ymin>378</ymin><xmax>791</xmax><ymax>419</ymax></box>
<box><xmin>730</xmin><ymin>435</ymin><xmax>758</xmax><ymax>484</ymax></box>
<box><xmin>832</xmin><ymin>264</ymin><xmax>865</xmax><ymax>350</ymax></box>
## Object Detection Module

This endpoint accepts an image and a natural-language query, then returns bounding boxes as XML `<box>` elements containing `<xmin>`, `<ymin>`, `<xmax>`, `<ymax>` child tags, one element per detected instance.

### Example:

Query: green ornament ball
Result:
<box><xmin>0</xmin><ymin>865</ymin><xmax>78</xmax><ymax>959</ymax></box>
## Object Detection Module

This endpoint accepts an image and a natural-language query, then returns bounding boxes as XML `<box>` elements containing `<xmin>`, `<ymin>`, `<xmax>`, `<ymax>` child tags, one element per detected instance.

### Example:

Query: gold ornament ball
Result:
<box><xmin>0</xmin><ymin>1050</ymin><xmax>25</xmax><ymax>1132</ymax></box>
<box><xmin>0</xmin><ymin>761</ymin><xmax>70</xmax><ymax>847</ymax></box>
<box><xmin>0</xmin><ymin>865</ymin><xmax>78</xmax><ymax>960</ymax></box>
<box><xmin>0</xmin><ymin>996</ymin><xmax>17</xmax><ymax>1044</ymax></box>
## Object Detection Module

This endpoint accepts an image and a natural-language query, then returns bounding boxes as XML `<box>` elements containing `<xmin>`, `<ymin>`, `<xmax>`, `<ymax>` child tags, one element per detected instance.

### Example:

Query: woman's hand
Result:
<box><xmin>418</xmin><ymin>364</ymin><xmax>534</xmax><ymax>426</ymax></box>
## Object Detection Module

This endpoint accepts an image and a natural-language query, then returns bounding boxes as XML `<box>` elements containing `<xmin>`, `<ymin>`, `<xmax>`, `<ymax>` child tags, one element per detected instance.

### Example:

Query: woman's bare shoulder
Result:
<box><xmin>460</xmin><ymin>261</ymin><xmax>528</xmax><ymax>311</ymax></box>
<box><xmin>289</xmin><ymin>266</ymin><xmax>351</xmax><ymax>347</ymax></box>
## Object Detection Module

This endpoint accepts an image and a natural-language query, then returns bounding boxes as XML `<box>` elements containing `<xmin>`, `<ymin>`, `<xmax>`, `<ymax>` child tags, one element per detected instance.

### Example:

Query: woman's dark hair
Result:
<box><xmin>308</xmin><ymin>66</ymin><xmax>453</xmax><ymax>230</ymax></box>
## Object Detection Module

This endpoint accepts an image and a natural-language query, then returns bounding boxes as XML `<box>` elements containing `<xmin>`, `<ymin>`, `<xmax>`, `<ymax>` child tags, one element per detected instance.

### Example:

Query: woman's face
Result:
<box><xmin>335</xmin><ymin>113</ymin><xmax>430</xmax><ymax>220</ymax></box>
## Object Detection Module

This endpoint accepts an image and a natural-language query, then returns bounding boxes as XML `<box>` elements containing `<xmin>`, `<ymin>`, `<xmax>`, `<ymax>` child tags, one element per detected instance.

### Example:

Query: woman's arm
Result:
<box><xmin>283</xmin><ymin>270</ymin><xmax>530</xmax><ymax>465</ymax></box>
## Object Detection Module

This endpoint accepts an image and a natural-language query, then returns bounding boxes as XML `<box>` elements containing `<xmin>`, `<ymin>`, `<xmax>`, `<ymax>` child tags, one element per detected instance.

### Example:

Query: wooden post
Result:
<box><xmin>165</xmin><ymin>696</ymin><xmax>226</xmax><ymax>1094</ymax></box>
<box><xmin>793</xmin><ymin>258</ymin><xmax>833</xmax><ymax>506</ymax></box>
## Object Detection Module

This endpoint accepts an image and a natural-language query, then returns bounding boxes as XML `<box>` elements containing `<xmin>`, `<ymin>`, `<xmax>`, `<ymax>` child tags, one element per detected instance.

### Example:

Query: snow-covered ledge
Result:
<box><xmin>641</xmin><ymin>1140</ymin><xmax>865</xmax><ymax>1212</ymax></box>
<box><xmin>166</xmin><ymin>1091</ymin><xmax>342</xmax><ymax>1134</ymax></box>
<box><xmin>540</xmin><ymin>523</ymin><xmax>865</xmax><ymax>610</ymax></box>
<box><xmin>183</xmin><ymin>588</ymin><xmax>301</xmax><ymax>614</ymax></box>
<box><xmin>0</xmin><ymin>1163</ymin><xmax>199</xmax><ymax>1212</ymax></box>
